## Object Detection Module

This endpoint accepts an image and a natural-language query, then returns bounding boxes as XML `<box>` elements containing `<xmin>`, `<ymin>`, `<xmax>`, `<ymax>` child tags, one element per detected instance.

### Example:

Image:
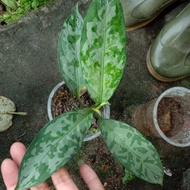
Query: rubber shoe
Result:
<box><xmin>121</xmin><ymin>0</ymin><xmax>177</xmax><ymax>32</ymax></box>
<box><xmin>146</xmin><ymin>3</ymin><xmax>190</xmax><ymax>82</ymax></box>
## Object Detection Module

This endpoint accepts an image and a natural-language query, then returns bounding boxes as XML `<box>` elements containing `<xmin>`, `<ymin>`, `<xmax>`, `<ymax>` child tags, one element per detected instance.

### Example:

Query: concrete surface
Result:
<box><xmin>0</xmin><ymin>0</ymin><xmax>190</xmax><ymax>189</ymax></box>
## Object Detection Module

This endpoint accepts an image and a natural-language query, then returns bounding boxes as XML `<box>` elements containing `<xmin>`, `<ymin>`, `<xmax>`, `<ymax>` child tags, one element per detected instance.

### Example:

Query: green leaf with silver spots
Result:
<box><xmin>80</xmin><ymin>0</ymin><xmax>126</xmax><ymax>104</ymax></box>
<box><xmin>58</xmin><ymin>4</ymin><xmax>85</xmax><ymax>98</ymax></box>
<box><xmin>99</xmin><ymin>118</ymin><xmax>164</xmax><ymax>184</ymax></box>
<box><xmin>15</xmin><ymin>108</ymin><xmax>93</xmax><ymax>189</ymax></box>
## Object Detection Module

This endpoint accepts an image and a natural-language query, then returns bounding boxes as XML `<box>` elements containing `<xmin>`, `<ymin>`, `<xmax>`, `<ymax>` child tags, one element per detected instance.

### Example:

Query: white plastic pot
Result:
<box><xmin>133</xmin><ymin>87</ymin><xmax>190</xmax><ymax>147</ymax></box>
<box><xmin>47</xmin><ymin>81</ymin><xmax>110</xmax><ymax>142</ymax></box>
<box><xmin>153</xmin><ymin>87</ymin><xmax>190</xmax><ymax>147</ymax></box>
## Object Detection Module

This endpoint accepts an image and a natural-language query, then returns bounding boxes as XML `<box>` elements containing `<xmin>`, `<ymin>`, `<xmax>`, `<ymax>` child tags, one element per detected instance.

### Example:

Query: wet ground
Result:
<box><xmin>1</xmin><ymin>0</ymin><xmax>190</xmax><ymax>189</ymax></box>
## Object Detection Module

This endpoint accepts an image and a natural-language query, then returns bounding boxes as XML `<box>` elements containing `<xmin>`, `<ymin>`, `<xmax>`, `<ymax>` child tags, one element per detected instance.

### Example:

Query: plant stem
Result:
<box><xmin>90</xmin><ymin>107</ymin><xmax>101</xmax><ymax>116</ymax></box>
<box><xmin>78</xmin><ymin>88</ymin><xmax>86</xmax><ymax>108</ymax></box>
<box><xmin>0</xmin><ymin>111</ymin><xmax>27</xmax><ymax>115</ymax></box>
<box><xmin>96</xmin><ymin>101</ymin><xmax>110</xmax><ymax>110</ymax></box>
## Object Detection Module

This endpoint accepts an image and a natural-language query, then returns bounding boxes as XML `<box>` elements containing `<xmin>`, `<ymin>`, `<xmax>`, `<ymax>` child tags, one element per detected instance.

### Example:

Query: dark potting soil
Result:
<box><xmin>157</xmin><ymin>97</ymin><xmax>184</xmax><ymax>137</ymax></box>
<box><xmin>51</xmin><ymin>83</ymin><xmax>94</xmax><ymax>118</ymax></box>
<box><xmin>51</xmin><ymin>83</ymin><xmax>100</xmax><ymax>135</ymax></box>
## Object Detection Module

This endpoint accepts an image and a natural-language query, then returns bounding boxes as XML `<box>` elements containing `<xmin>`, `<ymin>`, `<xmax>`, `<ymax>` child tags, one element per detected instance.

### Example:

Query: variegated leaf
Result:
<box><xmin>99</xmin><ymin>118</ymin><xmax>164</xmax><ymax>185</ymax></box>
<box><xmin>15</xmin><ymin>108</ymin><xmax>93</xmax><ymax>189</ymax></box>
<box><xmin>80</xmin><ymin>0</ymin><xmax>126</xmax><ymax>104</ymax></box>
<box><xmin>58</xmin><ymin>4</ymin><xmax>85</xmax><ymax>98</ymax></box>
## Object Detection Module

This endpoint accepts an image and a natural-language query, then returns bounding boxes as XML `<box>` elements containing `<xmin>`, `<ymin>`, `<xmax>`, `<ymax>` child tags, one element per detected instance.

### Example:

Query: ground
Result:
<box><xmin>0</xmin><ymin>0</ymin><xmax>190</xmax><ymax>189</ymax></box>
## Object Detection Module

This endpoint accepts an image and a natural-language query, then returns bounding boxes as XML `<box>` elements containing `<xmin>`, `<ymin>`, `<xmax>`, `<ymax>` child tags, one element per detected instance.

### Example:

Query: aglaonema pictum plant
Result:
<box><xmin>15</xmin><ymin>0</ymin><xmax>164</xmax><ymax>189</ymax></box>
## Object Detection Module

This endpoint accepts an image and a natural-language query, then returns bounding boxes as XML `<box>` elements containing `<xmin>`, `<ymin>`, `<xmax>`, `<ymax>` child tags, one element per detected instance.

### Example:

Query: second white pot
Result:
<box><xmin>133</xmin><ymin>87</ymin><xmax>190</xmax><ymax>147</ymax></box>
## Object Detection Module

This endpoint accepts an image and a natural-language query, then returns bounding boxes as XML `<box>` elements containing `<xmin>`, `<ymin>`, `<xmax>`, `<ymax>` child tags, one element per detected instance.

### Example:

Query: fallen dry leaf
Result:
<box><xmin>0</xmin><ymin>96</ymin><xmax>16</xmax><ymax>132</ymax></box>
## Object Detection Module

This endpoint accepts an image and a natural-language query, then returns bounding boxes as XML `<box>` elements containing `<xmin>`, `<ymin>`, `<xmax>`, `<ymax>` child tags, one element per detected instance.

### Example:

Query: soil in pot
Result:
<box><xmin>157</xmin><ymin>95</ymin><xmax>190</xmax><ymax>138</ymax></box>
<box><xmin>51</xmin><ymin>83</ymin><xmax>99</xmax><ymax>136</ymax></box>
<box><xmin>51</xmin><ymin>83</ymin><xmax>94</xmax><ymax>117</ymax></box>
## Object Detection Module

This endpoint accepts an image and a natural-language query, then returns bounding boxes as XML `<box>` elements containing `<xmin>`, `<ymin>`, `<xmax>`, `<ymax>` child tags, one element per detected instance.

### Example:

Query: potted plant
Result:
<box><xmin>15</xmin><ymin>0</ymin><xmax>164</xmax><ymax>189</ymax></box>
<box><xmin>47</xmin><ymin>80</ymin><xmax>110</xmax><ymax>141</ymax></box>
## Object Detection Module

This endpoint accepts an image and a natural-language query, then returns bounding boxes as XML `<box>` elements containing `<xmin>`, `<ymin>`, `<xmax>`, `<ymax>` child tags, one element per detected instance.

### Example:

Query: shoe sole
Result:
<box><xmin>126</xmin><ymin>0</ymin><xmax>177</xmax><ymax>32</ymax></box>
<box><xmin>146</xmin><ymin>47</ymin><xmax>189</xmax><ymax>82</ymax></box>
<box><xmin>126</xmin><ymin>14</ymin><xmax>158</xmax><ymax>32</ymax></box>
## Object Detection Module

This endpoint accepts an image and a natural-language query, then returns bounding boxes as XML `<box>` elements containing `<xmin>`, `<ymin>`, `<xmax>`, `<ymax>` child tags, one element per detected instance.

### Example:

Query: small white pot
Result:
<box><xmin>47</xmin><ymin>81</ymin><xmax>110</xmax><ymax>142</ymax></box>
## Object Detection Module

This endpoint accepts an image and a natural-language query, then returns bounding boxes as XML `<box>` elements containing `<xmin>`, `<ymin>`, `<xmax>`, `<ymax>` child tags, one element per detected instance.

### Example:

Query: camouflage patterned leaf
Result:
<box><xmin>15</xmin><ymin>108</ymin><xmax>93</xmax><ymax>189</ymax></box>
<box><xmin>58</xmin><ymin>4</ymin><xmax>85</xmax><ymax>98</ymax></box>
<box><xmin>80</xmin><ymin>0</ymin><xmax>126</xmax><ymax>104</ymax></box>
<box><xmin>99</xmin><ymin>118</ymin><xmax>164</xmax><ymax>184</ymax></box>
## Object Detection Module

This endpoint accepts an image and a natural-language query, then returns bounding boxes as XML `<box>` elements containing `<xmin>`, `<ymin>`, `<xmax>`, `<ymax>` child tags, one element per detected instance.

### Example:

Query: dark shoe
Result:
<box><xmin>147</xmin><ymin>3</ymin><xmax>190</xmax><ymax>82</ymax></box>
<box><xmin>121</xmin><ymin>0</ymin><xmax>177</xmax><ymax>32</ymax></box>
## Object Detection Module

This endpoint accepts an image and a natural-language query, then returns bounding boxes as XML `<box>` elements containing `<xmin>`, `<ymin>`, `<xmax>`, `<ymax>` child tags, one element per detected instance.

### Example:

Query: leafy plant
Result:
<box><xmin>15</xmin><ymin>0</ymin><xmax>164</xmax><ymax>189</ymax></box>
<box><xmin>0</xmin><ymin>0</ymin><xmax>51</xmax><ymax>24</ymax></box>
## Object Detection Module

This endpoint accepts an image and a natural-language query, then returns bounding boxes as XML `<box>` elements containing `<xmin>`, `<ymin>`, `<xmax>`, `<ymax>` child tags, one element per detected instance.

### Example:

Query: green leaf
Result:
<box><xmin>16</xmin><ymin>108</ymin><xmax>93</xmax><ymax>189</ymax></box>
<box><xmin>58</xmin><ymin>4</ymin><xmax>85</xmax><ymax>98</ymax></box>
<box><xmin>122</xmin><ymin>169</ymin><xmax>135</xmax><ymax>184</ymax></box>
<box><xmin>80</xmin><ymin>0</ymin><xmax>126</xmax><ymax>104</ymax></box>
<box><xmin>99</xmin><ymin>118</ymin><xmax>164</xmax><ymax>185</ymax></box>
<box><xmin>1</xmin><ymin>0</ymin><xmax>18</xmax><ymax>10</ymax></box>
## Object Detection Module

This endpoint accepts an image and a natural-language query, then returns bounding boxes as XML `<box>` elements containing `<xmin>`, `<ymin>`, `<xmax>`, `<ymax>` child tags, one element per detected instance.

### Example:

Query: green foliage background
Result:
<box><xmin>0</xmin><ymin>0</ymin><xmax>51</xmax><ymax>24</ymax></box>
